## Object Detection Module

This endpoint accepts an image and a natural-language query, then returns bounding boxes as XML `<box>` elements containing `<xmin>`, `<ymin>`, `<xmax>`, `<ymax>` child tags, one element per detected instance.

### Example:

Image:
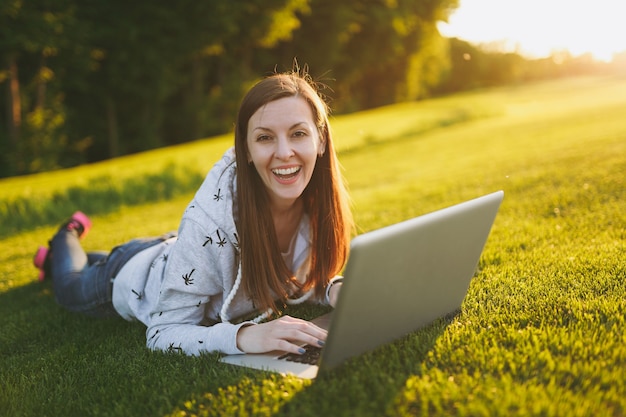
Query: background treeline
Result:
<box><xmin>1</xmin><ymin>0</ymin><xmax>623</xmax><ymax>178</ymax></box>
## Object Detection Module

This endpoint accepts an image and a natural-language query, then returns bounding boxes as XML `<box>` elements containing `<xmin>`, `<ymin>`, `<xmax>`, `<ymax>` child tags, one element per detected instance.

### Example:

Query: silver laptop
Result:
<box><xmin>221</xmin><ymin>191</ymin><xmax>504</xmax><ymax>379</ymax></box>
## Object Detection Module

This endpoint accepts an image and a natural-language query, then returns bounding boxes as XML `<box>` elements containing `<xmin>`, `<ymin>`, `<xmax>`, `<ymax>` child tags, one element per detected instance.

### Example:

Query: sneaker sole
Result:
<box><xmin>33</xmin><ymin>246</ymin><xmax>49</xmax><ymax>282</ymax></box>
<box><xmin>71</xmin><ymin>211</ymin><xmax>92</xmax><ymax>239</ymax></box>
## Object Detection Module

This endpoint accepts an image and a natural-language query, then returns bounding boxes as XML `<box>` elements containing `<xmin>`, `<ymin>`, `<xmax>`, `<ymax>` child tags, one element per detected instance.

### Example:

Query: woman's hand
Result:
<box><xmin>236</xmin><ymin>315</ymin><xmax>327</xmax><ymax>354</ymax></box>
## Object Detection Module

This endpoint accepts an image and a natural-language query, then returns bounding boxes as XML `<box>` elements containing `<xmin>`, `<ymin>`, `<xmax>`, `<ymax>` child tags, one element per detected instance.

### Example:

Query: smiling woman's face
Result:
<box><xmin>246</xmin><ymin>96</ymin><xmax>324</xmax><ymax>210</ymax></box>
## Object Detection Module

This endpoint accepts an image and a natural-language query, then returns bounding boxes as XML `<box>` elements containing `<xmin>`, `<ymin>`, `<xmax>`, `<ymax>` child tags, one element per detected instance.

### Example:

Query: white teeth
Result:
<box><xmin>272</xmin><ymin>167</ymin><xmax>300</xmax><ymax>176</ymax></box>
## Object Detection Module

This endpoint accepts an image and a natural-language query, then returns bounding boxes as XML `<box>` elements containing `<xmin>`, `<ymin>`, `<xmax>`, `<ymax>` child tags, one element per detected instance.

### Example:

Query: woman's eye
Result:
<box><xmin>293</xmin><ymin>130</ymin><xmax>307</xmax><ymax>138</ymax></box>
<box><xmin>257</xmin><ymin>134</ymin><xmax>272</xmax><ymax>142</ymax></box>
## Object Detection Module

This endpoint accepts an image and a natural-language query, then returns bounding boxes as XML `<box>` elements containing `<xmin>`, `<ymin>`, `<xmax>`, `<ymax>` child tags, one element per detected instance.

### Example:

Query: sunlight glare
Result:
<box><xmin>439</xmin><ymin>0</ymin><xmax>626</xmax><ymax>62</ymax></box>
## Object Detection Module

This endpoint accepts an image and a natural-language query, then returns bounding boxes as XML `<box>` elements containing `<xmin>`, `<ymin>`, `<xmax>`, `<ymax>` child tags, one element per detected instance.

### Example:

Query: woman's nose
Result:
<box><xmin>275</xmin><ymin>137</ymin><xmax>294</xmax><ymax>160</ymax></box>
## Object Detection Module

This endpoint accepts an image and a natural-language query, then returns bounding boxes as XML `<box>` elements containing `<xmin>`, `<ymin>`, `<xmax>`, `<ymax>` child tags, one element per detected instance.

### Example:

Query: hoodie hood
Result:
<box><xmin>192</xmin><ymin>147</ymin><xmax>240</xmax><ymax>252</ymax></box>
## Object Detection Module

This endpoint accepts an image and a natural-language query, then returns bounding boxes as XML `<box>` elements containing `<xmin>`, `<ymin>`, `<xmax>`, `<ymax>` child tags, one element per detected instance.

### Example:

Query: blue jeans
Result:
<box><xmin>49</xmin><ymin>229</ymin><xmax>176</xmax><ymax>318</ymax></box>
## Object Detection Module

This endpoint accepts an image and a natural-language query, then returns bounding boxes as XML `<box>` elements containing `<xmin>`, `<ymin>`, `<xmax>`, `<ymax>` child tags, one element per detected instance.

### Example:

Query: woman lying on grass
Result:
<box><xmin>33</xmin><ymin>69</ymin><xmax>353</xmax><ymax>356</ymax></box>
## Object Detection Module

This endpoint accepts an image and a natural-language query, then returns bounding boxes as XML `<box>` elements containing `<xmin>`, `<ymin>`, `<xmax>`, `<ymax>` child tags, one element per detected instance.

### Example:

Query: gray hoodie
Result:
<box><xmin>112</xmin><ymin>148</ymin><xmax>314</xmax><ymax>355</ymax></box>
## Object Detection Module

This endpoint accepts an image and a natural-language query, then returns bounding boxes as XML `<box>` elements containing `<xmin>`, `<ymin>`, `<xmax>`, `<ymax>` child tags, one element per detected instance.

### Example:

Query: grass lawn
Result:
<box><xmin>1</xmin><ymin>75</ymin><xmax>625</xmax><ymax>416</ymax></box>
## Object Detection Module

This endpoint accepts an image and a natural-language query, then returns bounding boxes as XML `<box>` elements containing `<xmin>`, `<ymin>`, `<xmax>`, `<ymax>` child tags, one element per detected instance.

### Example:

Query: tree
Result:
<box><xmin>1</xmin><ymin>0</ymin><xmax>462</xmax><ymax>177</ymax></box>
<box><xmin>63</xmin><ymin>0</ymin><xmax>312</xmax><ymax>161</ymax></box>
<box><xmin>262</xmin><ymin>0</ymin><xmax>459</xmax><ymax>111</ymax></box>
<box><xmin>0</xmin><ymin>0</ymin><xmax>78</xmax><ymax>175</ymax></box>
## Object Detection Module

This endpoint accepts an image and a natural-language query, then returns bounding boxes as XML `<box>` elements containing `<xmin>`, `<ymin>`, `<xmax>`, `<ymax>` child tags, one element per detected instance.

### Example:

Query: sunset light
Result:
<box><xmin>438</xmin><ymin>0</ymin><xmax>626</xmax><ymax>62</ymax></box>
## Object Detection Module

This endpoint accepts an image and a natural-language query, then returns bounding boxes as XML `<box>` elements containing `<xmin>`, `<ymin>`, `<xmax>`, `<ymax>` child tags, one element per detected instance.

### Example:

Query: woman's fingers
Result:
<box><xmin>274</xmin><ymin>315</ymin><xmax>327</xmax><ymax>343</ymax></box>
<box><xmin>252</xmin><ymin>316</ymin><xmax>326</xmax><ymax>353</ymax></box>
<box><xmin>236</xmin><ymin>315</ymin><xmax>327</xmax><ymax>354</ymax></box>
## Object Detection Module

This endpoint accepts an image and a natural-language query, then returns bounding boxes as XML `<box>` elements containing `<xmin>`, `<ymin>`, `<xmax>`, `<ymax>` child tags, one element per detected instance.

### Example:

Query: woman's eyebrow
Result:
<box><xmin>290</xmin><ymin>122</ymin><xmax>311</xmax><ymax>130</ymax></box>
<box><xmin>252</xmin><ymin>122</ymin><xmax>310</xmax><ymax>132</ymax></box>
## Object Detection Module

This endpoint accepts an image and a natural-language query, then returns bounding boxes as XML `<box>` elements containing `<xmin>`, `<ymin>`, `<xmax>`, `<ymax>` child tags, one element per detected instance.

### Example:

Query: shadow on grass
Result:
<box><xmin>2</xmin><ymin>279</ymin><xmax>456</xmax><ymax>416</ymax></box>
<box><xmin>0</xmin><ymin>164</ymin><xmax>204</xmax><ymax>239</ymax></box>
<box><xmin>0</xmin><ymin>282</ymin><xmax>255</xmax><ymax>416</ymax></box>
<box><xmin>277</xmin><ymin>313</ymin><xmax>458</xmax><ymax>416</ymax></box>
<box><xmin>337</xmin><ymin>110</ymin><xmax>476</xmax><ymax>159</ymax></box>
<box><xmin>167</xmin><ymin>312</ymin><xmax>457</xmax><ymax>417</ymax></box>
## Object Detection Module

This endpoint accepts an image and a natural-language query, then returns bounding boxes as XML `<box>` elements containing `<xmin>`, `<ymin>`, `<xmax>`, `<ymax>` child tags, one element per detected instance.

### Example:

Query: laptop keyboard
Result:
<box><xmin>277</xmin><ymin>345</ymin><xmax>322</xmax><ymax>365</ymax></box>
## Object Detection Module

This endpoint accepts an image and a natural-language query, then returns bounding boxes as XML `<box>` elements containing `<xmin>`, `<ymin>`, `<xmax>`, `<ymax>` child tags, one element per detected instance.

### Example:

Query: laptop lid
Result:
<box><xmin>317</xmin><ymin>190</ymin><xmax>504</xmax><ymax>373</ymax></box>
<box><xmin>220</xmin><ymin>191</ymin><xmax>503</xmax><ymax>378</ymax></box>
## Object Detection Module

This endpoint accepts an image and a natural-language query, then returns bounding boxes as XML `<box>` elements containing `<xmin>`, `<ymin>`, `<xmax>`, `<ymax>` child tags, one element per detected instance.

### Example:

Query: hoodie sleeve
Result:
<box><xmin>145</xmin><ymin>215</ymin><xmax>248</xmax><ymax>356</ymax></box>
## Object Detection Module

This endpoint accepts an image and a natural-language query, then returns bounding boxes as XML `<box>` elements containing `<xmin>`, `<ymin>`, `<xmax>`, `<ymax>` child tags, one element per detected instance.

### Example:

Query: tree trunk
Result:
<box><xmin>35</xmin><ymin>53</ymin><xmax>47</xmax><ymax>110</ymax></box>
<box><xmin>106</xmin><ymin>96</ymin><xmax>119</xmax><ymax>157</ymax></box>
<box><xmin>191</xmin><ymin>54</ymin><xmax>204</xmax><ymax>140</ymax></box>
<box><xmin>6</xmin><ymin>55</ymin><xmax>21</xmax><ymax>146</ymax></box>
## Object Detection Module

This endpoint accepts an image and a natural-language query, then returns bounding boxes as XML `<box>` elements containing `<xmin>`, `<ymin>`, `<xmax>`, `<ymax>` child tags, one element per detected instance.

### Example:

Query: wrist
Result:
<box><xmin>235</xmin><ymin>323</ymin><xmax>255</xmax><ymax>353</ymax></box>
<box><xmin>325</xmin><ymin>276</ymin><xmax>344</xmax><ymax>305</ymax></box>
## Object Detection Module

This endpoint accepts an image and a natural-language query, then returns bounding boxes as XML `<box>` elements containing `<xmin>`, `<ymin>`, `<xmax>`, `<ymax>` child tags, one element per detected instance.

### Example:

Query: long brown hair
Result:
<box><xmin>234</xmin><ymin>69</ymin><xmax>353</xmax><ymax>314</ymax></box>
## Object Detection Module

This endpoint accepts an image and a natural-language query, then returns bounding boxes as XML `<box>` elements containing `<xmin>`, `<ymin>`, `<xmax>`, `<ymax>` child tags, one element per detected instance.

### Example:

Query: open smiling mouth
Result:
<box><xmin>272</xmin><ymin>166</ymin><xmax>301</xmax><ymax>180</ymax></box>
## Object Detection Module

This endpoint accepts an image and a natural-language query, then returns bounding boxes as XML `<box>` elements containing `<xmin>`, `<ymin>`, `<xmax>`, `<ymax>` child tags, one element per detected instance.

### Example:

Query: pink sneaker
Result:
<box><xmin>33</xmin><ymin>246</ymin><xmax>49</xmax><ymax>282</ymax></box>
<box><xmin>64</xmin><ymin>211</ymin><xmax>92</xmax><ymax>239</ymax></box>
<box><xmin>35</xmin><ymin>212</ymin><xmax>92</xmax><ymax>282</ymax></box>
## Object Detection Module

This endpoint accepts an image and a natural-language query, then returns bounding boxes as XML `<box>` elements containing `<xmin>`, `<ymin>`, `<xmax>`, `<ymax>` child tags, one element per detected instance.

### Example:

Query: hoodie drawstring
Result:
<box><xmin>220</xmin><ymin>264</ymin><xmax>314</xmax><ymax>324</ymax></box>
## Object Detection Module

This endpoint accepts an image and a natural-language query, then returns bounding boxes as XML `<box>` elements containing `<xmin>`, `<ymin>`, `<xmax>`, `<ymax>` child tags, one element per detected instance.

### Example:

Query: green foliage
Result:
<box><xmin>269</xmin><ymin>0</ymin><xmax>459</xmax><ymax>110</ymax></box>
<box><xmin>0</xmin><ymin>0</ymin><xmax>309</xmax><ymax>175</ymax></box>
<box><xmin>0</xmin><ymin>132</ymin><xmax>231</xmax><ymax>237</ymax></box>
<box><xmin>434</xmin><ymin>37</ymin><xmax>619</xmax><ymax>95</ymax></box>
<box><xmin>1</xmin><ymin>76</ymin><xmax>625</xmax><ymax>416</ymax></box>
<box><xmin>0</xmin><ymin>0</ymin><xmax>459</xmax><ymax>177</ymax></box>
<box><xmin>4</xmin><ymin>0</ymin><xmax>618</xmax><ymax>179</ymax></box>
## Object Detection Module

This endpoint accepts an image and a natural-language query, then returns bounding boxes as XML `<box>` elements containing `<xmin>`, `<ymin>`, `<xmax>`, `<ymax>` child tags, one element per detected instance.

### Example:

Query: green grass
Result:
<box><xmin>1</xmin><ymin>75</ymin><xmax>625</xmax><ymax>416</ymax></box>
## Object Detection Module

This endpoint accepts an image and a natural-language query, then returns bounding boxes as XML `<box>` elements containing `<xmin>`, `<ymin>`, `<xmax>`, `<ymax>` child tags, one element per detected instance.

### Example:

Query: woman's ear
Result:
<box><xmin>318</xmin><ymin>137</ymin><xmax>327</xmax><ymax>157</ymax></box>
<box><xmin>318</xmin><ymin>124</ymin><xmax>329</xmax><ymax>157</ymax></box>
